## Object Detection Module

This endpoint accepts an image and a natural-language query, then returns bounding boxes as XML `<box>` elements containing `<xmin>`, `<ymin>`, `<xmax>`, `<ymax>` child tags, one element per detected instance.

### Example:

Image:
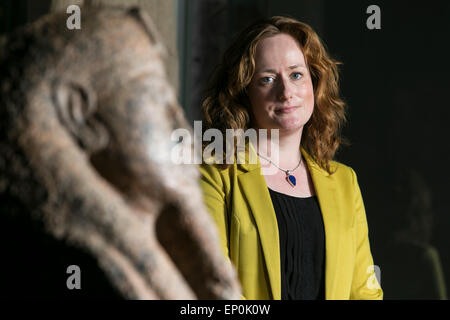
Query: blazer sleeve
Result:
<box><xmin>349</xmin><ymin>168</ymin><xmax>384</xmax><ymax>300</ymax></box>
<box><xmin>198</xmin><ymin>164</ymin><xmax>230</xmax><ymax>258</ymax></box>
<box><xmin>198</xmin><ymin>164</ymin><xmax>247</xmax><ymax>300</ymax></box>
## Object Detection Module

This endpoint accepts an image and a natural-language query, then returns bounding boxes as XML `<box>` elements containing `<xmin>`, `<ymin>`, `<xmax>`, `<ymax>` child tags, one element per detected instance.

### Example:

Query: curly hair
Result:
<box><xmin>202</xmin><ymin>16</ymin><xmax>348</xmax><ymax>174</ymax></box>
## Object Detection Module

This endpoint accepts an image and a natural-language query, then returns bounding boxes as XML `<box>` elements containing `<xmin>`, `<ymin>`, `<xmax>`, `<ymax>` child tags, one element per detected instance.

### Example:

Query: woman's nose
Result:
<box><xmin>276</xmin><ymin>77</ymin><xmax>294</xmax><ymax>101</ymax></box>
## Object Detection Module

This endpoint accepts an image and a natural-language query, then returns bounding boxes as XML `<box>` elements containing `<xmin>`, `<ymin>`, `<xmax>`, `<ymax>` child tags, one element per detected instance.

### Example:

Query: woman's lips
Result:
<box><xmin>275</xmin><ymin>106</ymin><xmax>299</xmax><ymax>114</ymax></box>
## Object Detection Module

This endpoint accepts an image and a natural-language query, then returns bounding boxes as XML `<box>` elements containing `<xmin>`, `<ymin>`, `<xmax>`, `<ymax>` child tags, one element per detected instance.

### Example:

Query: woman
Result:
<box><xmin>199</xmin><ymin>16</ymin><xmax>383</xmax><ymax>300</ymax></box>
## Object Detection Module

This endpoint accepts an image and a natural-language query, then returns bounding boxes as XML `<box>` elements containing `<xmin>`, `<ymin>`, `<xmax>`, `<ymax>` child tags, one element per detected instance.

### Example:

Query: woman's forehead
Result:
<box><xmin>253</xmin><ymin>34</ymin><xmax>306</xmax><ymax>70</ymax></box>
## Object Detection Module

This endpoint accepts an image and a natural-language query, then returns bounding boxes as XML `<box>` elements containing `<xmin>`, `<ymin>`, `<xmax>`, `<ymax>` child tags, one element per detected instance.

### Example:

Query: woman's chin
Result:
<box><xmin>255</xmin><ymin>117</ymin><xmax>306</xmax><ymax>133</ymax></box>
<box><xmin>276</xmin><ymin>119</ymin><xmax>305</xmax><ymax>132</ymax></box>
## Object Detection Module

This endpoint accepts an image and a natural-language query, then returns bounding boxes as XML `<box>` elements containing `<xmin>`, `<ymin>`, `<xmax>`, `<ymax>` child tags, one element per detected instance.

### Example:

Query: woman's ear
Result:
<box><xmin>51</xmin><ymin>79</ymin><xmax>109</xmax><ymax>154</ymax></box>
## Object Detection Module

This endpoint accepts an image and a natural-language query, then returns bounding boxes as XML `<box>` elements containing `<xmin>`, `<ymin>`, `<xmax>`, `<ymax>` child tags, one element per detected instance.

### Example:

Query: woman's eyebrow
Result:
<box><xmin>258</xmin><ymin>68</ymin><xmax>277</xmax><ymax>74</ymax></box>
<box><xmin>258</xmin><ymin>64</ymin><xmax>307</xmax><ymax>73</ymax></box>
<box><xmin>288</xmin><ymin>64</ymin><xmax>307</xmax><ymax>69</ymax></box>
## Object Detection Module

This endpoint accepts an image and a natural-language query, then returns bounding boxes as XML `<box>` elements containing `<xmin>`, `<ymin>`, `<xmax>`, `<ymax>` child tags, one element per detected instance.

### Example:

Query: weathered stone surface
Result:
<box><xmin>50</xmin><ymin>0</ymin><xmax>178</xmax><ymax>92</ymax></box>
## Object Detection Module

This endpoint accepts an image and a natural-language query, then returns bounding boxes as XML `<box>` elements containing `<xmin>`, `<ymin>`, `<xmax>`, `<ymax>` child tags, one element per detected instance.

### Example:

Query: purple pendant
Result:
<box><xmin>286</xmin><ymin>174</ymin><xmax>296</xmax><ymax>187</ymax></box>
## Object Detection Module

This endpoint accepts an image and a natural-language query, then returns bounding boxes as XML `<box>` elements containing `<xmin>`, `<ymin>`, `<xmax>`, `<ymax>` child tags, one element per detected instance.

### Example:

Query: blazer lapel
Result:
<box><xmin>237</xmin><ymin>169</ymin><xmax>281</xmax><ymax>299</ymax></box>
<box><xmin>301</xmin><ymin>148</ymin><xmax>343</xmax><ymax>300</ymax></box>
<box><xmin>236</xmin><ymin>142</ymin><xmax>281</xmax><ymax>299</ymax></box>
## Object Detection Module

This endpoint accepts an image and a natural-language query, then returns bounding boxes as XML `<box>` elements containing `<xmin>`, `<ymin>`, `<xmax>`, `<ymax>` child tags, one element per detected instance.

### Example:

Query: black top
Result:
<box><xmin>268</xmin><ymin>188</ymin><xmax>326</xmax><ymax>300</ymax></box>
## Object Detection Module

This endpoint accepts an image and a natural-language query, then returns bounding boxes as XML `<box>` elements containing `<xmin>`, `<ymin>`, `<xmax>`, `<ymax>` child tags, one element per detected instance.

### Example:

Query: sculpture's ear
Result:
<box><xmin>52</xmin><ymin>79</ymin><xmax>109</xmax><ymax>154</ymax></box>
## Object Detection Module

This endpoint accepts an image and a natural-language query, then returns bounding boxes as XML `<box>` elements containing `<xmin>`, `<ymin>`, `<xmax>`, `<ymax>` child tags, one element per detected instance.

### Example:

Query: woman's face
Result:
<box><xmin>247</xmin><ymin>33</ymin><xmax>315</xmax><ymax>133</ymax></box>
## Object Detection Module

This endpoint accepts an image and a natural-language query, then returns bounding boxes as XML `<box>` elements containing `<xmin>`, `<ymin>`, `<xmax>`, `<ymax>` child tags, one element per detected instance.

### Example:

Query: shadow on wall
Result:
<box><xmin>379</xmin><ymin>169</ymin><xmax>448</xmax><ymax>299</ymax></box>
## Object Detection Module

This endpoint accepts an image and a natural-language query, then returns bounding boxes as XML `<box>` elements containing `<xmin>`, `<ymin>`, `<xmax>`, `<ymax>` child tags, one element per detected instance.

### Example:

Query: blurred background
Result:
<box><xmin>1</xmin><ymin>0</ymin><xmax>449</xmax><ymax>299</ymax></box>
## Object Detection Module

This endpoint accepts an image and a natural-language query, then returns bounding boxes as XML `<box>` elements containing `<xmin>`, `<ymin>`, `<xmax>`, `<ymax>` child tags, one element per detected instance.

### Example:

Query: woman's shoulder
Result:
<box><xmin>323</xmin><ymin>159</ymin><xmax>360</xmax><ymax>187</ymax></box>
<box><xmin>304</xmin><ymin>151</ymin><xmax>356</xmax><ymax>178</ymax></box>
<box><xmin>198</xmin><ymin>160</ymin><xmax>231</xmax><ymax>174</ymax></box>
<box><xmin>331</xmin><ymin>159</ymin><xmax>355</xmax><ymax>175</ymax></box>
<box><xmin>301</xmin><ymin>147</ymin><xmax>357</xmax><ymax>181</ymax></box>
<box><xmin>198</xmin><ymin>161</ymin><xmax>233</xmax><ymax>184</ymax></box>
<box><xmin>198</xmin><ymin>152</ymin><xmax>250</xmax><ymax>176</ymax></box>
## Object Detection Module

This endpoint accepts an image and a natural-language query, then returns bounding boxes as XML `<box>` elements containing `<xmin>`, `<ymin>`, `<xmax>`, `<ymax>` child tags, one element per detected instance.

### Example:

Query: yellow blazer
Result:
<box><xmin>199</xmin><ymin>143</ymin><xmax>383</xmax><ymax>300</ymax></box>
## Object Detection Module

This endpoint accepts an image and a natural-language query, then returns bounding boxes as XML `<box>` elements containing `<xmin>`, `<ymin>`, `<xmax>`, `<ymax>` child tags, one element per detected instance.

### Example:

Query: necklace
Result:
<box><xmin>257</xmin><ymin>152</ymin><xmax>302</xmax><ymax>187</ymax></box>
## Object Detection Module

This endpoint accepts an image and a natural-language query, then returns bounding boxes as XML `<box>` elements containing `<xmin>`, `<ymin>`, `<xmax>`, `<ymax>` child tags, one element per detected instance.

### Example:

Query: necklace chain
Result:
<box><xmin>257</xmin><ymin>152</ymin><xmax>302</xmax><ymax>175</ymax></box>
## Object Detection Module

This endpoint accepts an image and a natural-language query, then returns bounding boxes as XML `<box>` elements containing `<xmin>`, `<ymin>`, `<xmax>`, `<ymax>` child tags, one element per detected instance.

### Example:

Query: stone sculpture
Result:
<box><xmin>0</xmin><ymin>6</ymin><xmax>241</xmax><ymax>299</ymax></box>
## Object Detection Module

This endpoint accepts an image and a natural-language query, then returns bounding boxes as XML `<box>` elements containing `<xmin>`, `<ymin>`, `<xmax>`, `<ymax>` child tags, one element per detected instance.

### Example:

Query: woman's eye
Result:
<box><xmin>261</xmin><ymin>77</ymin><xmax>274</xmax><ymax>84</ymax></box>
<box><xmin>291</xmin><ymin>72</ymin><xmax>303</xmax><ymax>80</ymax></box>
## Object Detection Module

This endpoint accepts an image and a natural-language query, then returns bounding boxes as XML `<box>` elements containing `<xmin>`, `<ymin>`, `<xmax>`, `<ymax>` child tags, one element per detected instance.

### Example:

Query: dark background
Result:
<box><xmin>1</xmin><ymin>0</ymin><xmax>449</xmax><ymax>299</ymax></box>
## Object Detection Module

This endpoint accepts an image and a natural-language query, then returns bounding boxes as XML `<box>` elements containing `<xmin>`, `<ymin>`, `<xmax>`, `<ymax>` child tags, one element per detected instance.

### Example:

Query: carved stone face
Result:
<box><xmin>88</xmin><ymin>15</ymin><xmax>199</xmax><ymax>209</ymax></box>
<box><xmin>0</xmin><ymin>7</ymin><xmax>240</xmax><ymax>300</ymax></box>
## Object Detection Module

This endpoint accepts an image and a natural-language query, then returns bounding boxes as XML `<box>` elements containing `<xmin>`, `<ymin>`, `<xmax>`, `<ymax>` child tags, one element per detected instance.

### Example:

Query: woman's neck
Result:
<box><xmin>255</xmin><ymin>128</ymin><xmax>303</xmax><ymax>168</ymax></box>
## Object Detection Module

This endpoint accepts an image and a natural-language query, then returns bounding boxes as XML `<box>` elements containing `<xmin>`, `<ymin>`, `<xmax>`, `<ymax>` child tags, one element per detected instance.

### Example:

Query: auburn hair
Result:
<box><xmin>202</xmin><ymin>16</ymin><xmax>348</xmax><ymax>174</ymax></box>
